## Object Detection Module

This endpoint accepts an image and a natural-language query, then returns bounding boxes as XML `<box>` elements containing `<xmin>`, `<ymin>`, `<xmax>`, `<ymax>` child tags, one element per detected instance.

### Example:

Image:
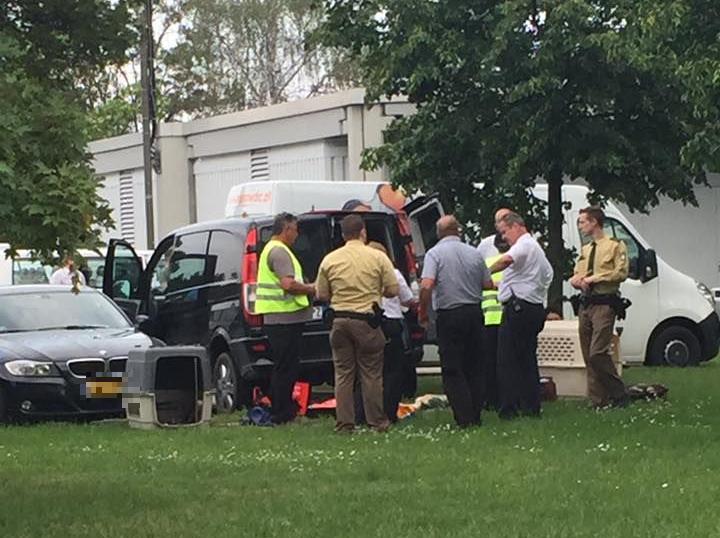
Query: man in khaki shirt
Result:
<box><xmin>570</xmin><ymin>206</ymin><xmax>629</xmax><ymax>408</ymax></box>
<box><xmin>316</xmin><ymin>214</ymin><xmax>399</xmax><ymax>432</ymax></box>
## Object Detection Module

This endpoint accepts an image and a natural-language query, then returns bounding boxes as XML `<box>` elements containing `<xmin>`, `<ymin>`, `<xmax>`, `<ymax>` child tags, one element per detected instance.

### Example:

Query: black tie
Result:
<box><xmin>586</xmin><ymin>241</ymin><xmax>597</xmax><ymax>277</ymax></box>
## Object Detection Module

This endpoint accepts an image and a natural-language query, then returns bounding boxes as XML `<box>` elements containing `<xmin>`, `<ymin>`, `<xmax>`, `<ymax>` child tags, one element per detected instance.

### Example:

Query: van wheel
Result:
<box><xmin>649</xmin><ymin>326</ymin><xmax>701</xmax><ymax>367</ymax></box>
<box><xmin>213</xmin><ymin>353</ymin><xmax>250</xmax><ymax>413</ymax></box>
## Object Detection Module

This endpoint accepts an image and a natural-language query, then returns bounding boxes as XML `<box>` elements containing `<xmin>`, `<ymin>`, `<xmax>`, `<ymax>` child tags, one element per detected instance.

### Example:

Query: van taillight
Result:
<box><xmin>242</xmin><ymin>227</ymin><xmax>263</xmax><ymax>327</ymax></box>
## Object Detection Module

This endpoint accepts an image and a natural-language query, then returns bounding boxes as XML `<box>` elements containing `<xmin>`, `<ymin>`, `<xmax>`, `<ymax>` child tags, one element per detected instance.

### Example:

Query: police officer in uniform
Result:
<box><xmin>316</xmin><ymin>214</ymin><xmax>399</xmax><ymax>433</ymax></box>
<box><xmin>480</xmin><ymin>232</ymin><xmax>509</xmax><ymax>410</ymax></box>
<box><xmin>489</xmin><ymin>212</ymin><xmax>553</xmax><ymax>420</ymax></box>
<box><xmin>255</xmin><ymin>213</ymin><xmax>315</xmax><ymax>424</ymax></box>
<box><xmin>570</xmin><ymin>207</ymin><xmax>630</xmax><ymax>408</ymax></box>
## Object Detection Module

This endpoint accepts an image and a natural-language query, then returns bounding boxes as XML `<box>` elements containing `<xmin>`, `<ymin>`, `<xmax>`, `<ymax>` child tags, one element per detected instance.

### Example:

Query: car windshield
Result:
<box><xmin>0</xmin><ymin>291</ymin><xmax>132</xmax><ymax>333</ymax></box>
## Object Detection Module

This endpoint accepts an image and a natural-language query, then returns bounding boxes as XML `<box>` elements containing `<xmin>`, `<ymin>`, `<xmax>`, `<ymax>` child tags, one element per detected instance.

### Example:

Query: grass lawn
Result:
<box><xmin>1</xmin><ymin>362</ymin><xmax>719</xmax><ymax>538</ymax></box>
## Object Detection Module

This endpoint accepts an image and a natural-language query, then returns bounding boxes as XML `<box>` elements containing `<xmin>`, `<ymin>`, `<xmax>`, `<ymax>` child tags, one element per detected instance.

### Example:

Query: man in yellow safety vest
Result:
<box><xmin>255</xmin><ymin>213</ymin><xmax>315</xmax><ymax>424</ymax></box>
<box><xmin>481</xmin><ymin>232</ymin><xmax>509</xmax><ymax>410</ymax></box>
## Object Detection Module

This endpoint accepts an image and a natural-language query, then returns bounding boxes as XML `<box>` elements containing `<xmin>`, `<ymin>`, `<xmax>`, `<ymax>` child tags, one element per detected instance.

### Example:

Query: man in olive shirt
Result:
<box><xmin>316</xmin><ymin>214</ymin><xmax>399</xmax><ymax>433</ymax></box>
<box><xmin>570</xmin><ymin>207</ymin><xmax>629</xmax><ymax>408</ymax></box>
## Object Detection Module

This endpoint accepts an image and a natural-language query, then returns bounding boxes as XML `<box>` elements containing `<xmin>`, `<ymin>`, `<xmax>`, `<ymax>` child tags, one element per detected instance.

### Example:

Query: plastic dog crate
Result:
<box><xmin>123</xmin><ymin>346</ymin><xmax>214</xmax><ymax>429</ymax></box>
<box><xmin>537</xmin><ymin>320</ymin><xmax>621</xmax><ymax>398</ymax></box>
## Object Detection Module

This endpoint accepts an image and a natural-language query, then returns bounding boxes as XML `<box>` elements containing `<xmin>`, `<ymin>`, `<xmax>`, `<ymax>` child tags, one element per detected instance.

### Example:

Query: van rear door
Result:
<box><xmin>403</xmin><ymin>195</ymin><xmax>444</xmax><ymax>272</ymax></box>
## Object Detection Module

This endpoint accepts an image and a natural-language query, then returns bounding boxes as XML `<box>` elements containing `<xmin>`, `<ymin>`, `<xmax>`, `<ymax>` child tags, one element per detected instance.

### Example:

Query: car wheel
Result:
<box><xmin>649</xmin><ymin>326</ymin><xmax>701</xmax><ymax>367</ymax></box>
<box><xmin>212</xmin><ymin>352</ymin><xmax>251</xmax><ymax>413</ymax></box>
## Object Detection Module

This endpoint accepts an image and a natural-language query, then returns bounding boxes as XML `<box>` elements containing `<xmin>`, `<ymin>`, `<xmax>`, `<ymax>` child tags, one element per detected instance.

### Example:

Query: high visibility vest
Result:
<box><xmin>482</xmin><ymin>254</ymin><xmax>504</xmax><ymax>326</ymax></box>
<box><xmin>255</xmin><ymin>240</ymin><xmax>310</xmax><ymax>314</ymax></box>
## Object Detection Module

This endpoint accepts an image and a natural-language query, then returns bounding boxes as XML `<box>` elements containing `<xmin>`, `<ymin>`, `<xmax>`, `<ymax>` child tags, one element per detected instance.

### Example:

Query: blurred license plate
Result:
<box><xmin>86</xmin><ymin>378</ymin><xmax>122</xmax><ymax>398</ymax></box>
<box><xmin>312</xmin><ymin>306</ymin><xmax>324</xmax><ymax>321</ymax></box>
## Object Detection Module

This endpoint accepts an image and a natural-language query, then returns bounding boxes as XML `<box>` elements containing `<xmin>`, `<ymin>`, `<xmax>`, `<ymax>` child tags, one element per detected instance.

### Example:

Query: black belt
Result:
<box><xmin>333</xmin><ymin>311</ymin><xmax>373</xmax><ymax>321</ymax></box>
<box><xmin>501</xmin><ymin>298</ymin><xmax>542</xmax><ymax>307</ymax></box>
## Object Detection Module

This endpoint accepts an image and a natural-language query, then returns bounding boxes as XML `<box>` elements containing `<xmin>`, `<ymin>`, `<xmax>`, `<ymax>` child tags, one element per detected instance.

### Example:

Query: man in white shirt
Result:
<box><xmin>477</xmin><ymin>207</ymin><xmax>513</xmax><ymax>259</ymax></box>
<box><xmin>49</xmin><ymin>256</ymin><xmax>86</xmax><ymax>286</ymax></box>
<box><xmin>489</xmin><ymin>212</ymin><xmax>553</xmax><ymax>420</ymax></box>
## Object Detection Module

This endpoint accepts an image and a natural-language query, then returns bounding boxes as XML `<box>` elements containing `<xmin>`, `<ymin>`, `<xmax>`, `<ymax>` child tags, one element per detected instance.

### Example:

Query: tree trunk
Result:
<box><xmin>546</xmin><ymin>167</ymin><xmax>564</xmax><ymax>315</ymax></box>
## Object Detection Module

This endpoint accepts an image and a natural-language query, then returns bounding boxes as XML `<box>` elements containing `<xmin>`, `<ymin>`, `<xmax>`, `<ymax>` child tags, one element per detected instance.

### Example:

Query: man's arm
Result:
<box><xmin>396</xmin><ymin>270</ymin><xmax>415</xmax><ymax>307</ymax></box>
<box><xmin>380</xmin><ymin>256</ymin><xmax>399</xmax><ymax>298</ymax></box>
<box><xmin>488</xmin><ymin>254</ymin><xmax>513</xmax><ymax>275</ymax></box>
<box><xmin>315</xmin><ymin>261</ymin><xmax>331</xmax><ymax>302</ymax></box>
<box><xmin>269</xmin><ymin>247</ymin><xmax>315</xmax><ymax>297</ymax></box>
<box><xmin>280</xmin><ymin>277</ymin><xmax>315</xmax><ymax>297</ymax></box>
<box><xmin>418</xmin><ymin>278</ymin><xmax>435</xmax><ymax>326</ymax></box>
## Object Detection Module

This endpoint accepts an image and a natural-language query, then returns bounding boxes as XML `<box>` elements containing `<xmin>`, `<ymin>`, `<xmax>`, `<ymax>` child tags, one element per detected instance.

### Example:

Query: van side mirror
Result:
<box><xmin>641</xmin><ymin>249</ymin><xmax>658</xmax><ymax>282</ymax></box>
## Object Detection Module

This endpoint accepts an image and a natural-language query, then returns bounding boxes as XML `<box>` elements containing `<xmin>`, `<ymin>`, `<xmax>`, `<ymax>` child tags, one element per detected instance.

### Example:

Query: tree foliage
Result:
<box><xmin>87</xmin><ymin>0</ymin><xmax>361</xmax><ymax>138</ymax></box>
<box><xmin>320</xmin><ymin>0</ymin><xmax>720</xmax><ymax>312</ymax></box>
<box><xmin>0</xmin><ymin>1</ymin><xmax>133</xmax><ymax>259</ymax></box>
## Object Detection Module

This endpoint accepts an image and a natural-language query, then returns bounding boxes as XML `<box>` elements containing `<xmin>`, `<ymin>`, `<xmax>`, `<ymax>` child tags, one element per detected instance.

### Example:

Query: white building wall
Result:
<box><xmin>95</xmin><ymin>168</ymin><xmax>149</xmax><ymax>250</ymax></box>
<box><xmin>193</xmin><ymin>140</ymin><xmax>350</xmax><ymax>222</ymax></box>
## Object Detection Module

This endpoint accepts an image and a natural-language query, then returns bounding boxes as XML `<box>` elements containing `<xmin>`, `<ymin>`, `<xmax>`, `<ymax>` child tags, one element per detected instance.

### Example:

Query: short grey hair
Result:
<box><xmin>272</xmin><ymin>212</ymin><xmax>297</xmax><ymax>235</ymax></box>
<box><xmin>498</xmin><ymin>211</ymin><xmax>525</xmax><ymax>228</ymax></box>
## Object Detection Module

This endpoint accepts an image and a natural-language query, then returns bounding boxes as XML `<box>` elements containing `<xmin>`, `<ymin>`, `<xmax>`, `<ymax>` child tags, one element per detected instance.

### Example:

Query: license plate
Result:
<box><xmin>312</xmin><ymin>306</ymin><xmax>324</xmax><ymax>321</ymax></box>
<box><xmin>85</xmin><ymin>378</ymin><xmax>122</xmax><ymax>398</ymax></box>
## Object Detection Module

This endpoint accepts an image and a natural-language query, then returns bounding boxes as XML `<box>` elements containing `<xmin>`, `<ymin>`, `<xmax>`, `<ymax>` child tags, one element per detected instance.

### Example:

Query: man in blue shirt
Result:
<box><xmin>419</xmin><ymin>215</ymin><xmax>494</xmax><ymax>427</ymax></box>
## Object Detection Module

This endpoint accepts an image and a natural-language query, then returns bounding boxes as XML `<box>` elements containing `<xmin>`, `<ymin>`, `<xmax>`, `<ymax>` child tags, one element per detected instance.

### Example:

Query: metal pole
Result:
<box><xmin>140</xmin><ymin>0</ymin><xmax>155</xmax><ymax>248</ymax></box>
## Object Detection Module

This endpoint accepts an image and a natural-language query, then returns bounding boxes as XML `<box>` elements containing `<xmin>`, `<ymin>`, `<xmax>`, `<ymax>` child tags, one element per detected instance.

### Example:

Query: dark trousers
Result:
<box><xmin>579</xmin><ymin>304</ymin><xmax>626</xmax><ymax>406</ymax></box>
<box><xmin>355</xmin><ymin>318</ymin><xmax>406</xmax><ymax>423</ymax></box>
<box><xmin>482</xmin><ymin>325</ymin><xmax>500</xmax><ymax>409</ymax></box>
<box><xmin>265</xmin><ymin>323</ymin><xmax>303</xmax><ymax>424</ymax></box>
<box><xmin>436</xmin><ymin>305</ymin><xmax>485</xmax><ymax>427</ymax></box>
<box><xmin>497</xmin><ymin>299</ymin><xmax>545</xmax><ymax>419</ymax></box>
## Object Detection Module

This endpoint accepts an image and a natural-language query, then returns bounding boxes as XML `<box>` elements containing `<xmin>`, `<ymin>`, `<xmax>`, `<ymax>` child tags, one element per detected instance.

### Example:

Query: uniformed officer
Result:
<box><xmin>255</xmin><ymin>213</ymin><xmax>316</xmax><ymax>424</ymax></box>
<box><xmin>489</xmin><ymin>212</ymin><xmax>553</xmax><ymax>420</ymax></box>
<box><xmin>316</xmin><ymin>214</ymin><xmax>399</xmax><ymax>433</ymax></box>
<box><xmin>480</xmin><ymin>232</ymin><xmax>510</xmax><ymax>410</ymax></box>
<box><xmin>419</xmin><ymin>215</ymin><xmax>494</xmax><ymax>428</ymax></box>
<box><xmin>570</xmin><ymin>207</ymin><xmax>630</xmax><ymax>408</ymax></box>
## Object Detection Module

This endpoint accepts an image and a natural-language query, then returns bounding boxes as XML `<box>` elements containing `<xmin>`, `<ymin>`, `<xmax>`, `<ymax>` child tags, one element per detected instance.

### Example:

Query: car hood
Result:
<box><xmin>0</xmin><ymin>328</ymin><xmax>152</xmax><ymax>362</ymax></box>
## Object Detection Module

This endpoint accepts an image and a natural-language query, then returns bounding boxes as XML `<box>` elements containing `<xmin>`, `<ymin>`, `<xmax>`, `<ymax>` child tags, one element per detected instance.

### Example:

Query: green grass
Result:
<box><xmin>2</xmin><ymin>363</ymin><xmax>720</xmax><ymax>538</ymax></box>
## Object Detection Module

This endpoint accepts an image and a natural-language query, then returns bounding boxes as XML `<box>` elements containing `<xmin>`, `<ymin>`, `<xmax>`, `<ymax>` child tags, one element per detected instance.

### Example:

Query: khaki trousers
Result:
<box><xmin>579</xmin><ymin>304</ymin><xmax>626</xmax><ymax>406</ymax></box>
<box><xmin>330</xmin><ymin>318</ymin><xmax>389</xmax><ymax>432</ymax></box>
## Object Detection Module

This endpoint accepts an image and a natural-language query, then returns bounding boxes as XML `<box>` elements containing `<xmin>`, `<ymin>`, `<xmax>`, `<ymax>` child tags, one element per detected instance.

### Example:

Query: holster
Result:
<box><xmin>575</xmin><ymin>293</ymin><xmax>632</xmax><ymax>320</ymax></box>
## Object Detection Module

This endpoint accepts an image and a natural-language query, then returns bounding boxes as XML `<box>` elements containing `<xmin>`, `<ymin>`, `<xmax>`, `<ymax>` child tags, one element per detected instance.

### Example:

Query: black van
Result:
<box><xmin>102</xmin><ymin>200</ymin><xmax>441</xmax><ymax>412</ymax></box>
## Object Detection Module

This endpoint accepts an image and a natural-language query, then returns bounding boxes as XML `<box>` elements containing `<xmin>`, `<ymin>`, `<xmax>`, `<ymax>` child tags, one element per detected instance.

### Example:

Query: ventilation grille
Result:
<box><xmin>250</xmin><ymin>149</ymin><xmax>270</xmax><ymax>181</ymax></box>
<box><xmin>537</xmin><ymin>335</ymin><xmax>581</xmax><ymax>365</ymax></box>
<box><xmin>118</xmin><ymin>174</ymin><xmax>135</xmax><ymax>243</ymax></box>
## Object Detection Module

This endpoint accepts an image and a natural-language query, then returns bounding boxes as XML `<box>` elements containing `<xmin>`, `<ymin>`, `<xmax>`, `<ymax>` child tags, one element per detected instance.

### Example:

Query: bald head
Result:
<box><xmin>436</xmin><ymin>215</ymin><xmax>460</xmax><ymax>239</ymax></box>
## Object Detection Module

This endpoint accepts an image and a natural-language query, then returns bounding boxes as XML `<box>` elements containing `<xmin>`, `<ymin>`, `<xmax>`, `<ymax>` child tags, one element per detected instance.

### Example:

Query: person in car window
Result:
<box><xmin>255</xmin><ymin>213</ymin><xmax>316</xmax><ymax>425</ymax></box>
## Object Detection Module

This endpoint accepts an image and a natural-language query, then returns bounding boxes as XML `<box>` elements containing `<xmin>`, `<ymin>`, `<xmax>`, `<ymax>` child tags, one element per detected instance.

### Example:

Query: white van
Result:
<box><xmin>530</xmin><ymin>185</ymin><xmax>719</xmax><ymax>367</ymax></box>
<box><xmin>225</xmin><ymin>181</ymin><xmax>718</xmax><ymax>366</ymax></box>
<box><xmin>0</xmin><ymin>245</ymin><xmax>152</xmax><ymax>288</ymax></box>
